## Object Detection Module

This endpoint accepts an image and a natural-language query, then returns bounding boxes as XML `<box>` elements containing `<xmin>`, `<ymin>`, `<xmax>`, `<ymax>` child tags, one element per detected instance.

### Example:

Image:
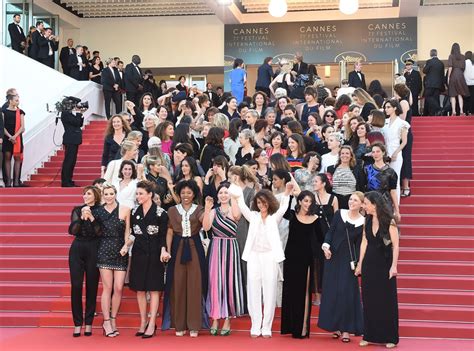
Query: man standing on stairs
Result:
<box><xmin>59</xmin><ymin>38</ymin><xmax>76</xmax><ymax>76</ymax></box>
<box><xmin>61</xmin><ymin>105</ymin><xmax>85</xmax><ymax>187</ymax></box>
<box><xmin>124</xmin><ymin>55</ymin><xmax>144</xmax><ymax>106</ymax></box>
<box><xmin>8</xmin><ymin>14</ymin><xmax>26</xmax><ymax>54</ymax></box>
<box><xmin>101</xmin><ymin>58</ymin><xmax>123</xmax><ymax>119</ymax></box>
<box><xmin>29</xmin><ymin>20</ymin><xmax>44</xmax><ymax>61</ymax></box>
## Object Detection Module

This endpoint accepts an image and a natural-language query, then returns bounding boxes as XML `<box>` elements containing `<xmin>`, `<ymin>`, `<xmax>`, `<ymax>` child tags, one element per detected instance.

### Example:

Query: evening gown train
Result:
<box><xmin>361</xmin><ymin>216</ymin><xmax>399</xmax><ymax>345</ymax></box>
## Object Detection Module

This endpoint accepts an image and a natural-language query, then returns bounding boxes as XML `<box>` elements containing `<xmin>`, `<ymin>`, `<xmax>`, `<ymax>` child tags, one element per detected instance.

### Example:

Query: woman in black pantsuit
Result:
<box><xmin>68</xmin><ymin>186</ymin><xmax>103</xmax><ymax>337</ymax></box>
<box><xmin>123</xmin><ymin>180</ymin><xmax>169</xmax><ymax>338</ymax></box>
<box><xmin>356</xmin><ymin>191</ymin><xmax>400</xmax><ymax>349</ymax></box>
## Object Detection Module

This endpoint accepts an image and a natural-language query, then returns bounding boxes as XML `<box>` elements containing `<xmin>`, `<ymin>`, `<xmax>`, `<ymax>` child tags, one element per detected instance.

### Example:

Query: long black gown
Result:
<box><xmin>314</xmin><ymin>194</ymin><xmax>336</xmax><ymax>293</ymax></box>
<box><xmin>129</xmin><ymin>203</ymin><xmax>168</xmax><ymax>291</ymax></box>
<box><xmin>361</xmin><ymin>216</ymin><xmax>399</xmax><ymax>345</ymax></box>
<box><xmin>318</xmin><ymin>210</ymin><xmax>364</xmax><ymax>335</ymax></box>
<box><xmin>281</xmin><ymin>210</ymin><xmax>317</xmax><ymax>338</ymax></box>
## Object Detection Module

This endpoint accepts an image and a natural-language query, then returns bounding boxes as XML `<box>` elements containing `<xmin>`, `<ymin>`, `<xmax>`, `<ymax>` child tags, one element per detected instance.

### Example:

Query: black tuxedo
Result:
<box><xmin>292</xmin><ymin>61</ymin><xmax>308</xmax><ymax>76</ymax></box>
<box><xmin>60</xmin><ymin>46</ymin><xmax>76</xmax><ymax>76</ymax></box>
<box><xmin>68</xmin><ymin>54</ymin><xmax>87</xmax><ymax>81</ymax></box>
<box><xmin>204</xmin><ymin>90</ymin><xmax>220</xmax><ymax>107</ymax></box>
<box><xmin>101</xmin><ymin>66</ymin><xmax>123</xmax><ymax>118</ymax></box>
<box><xmin>8</xmin><ymin>22</ymin><xmax>26</xmax><ymax>53</ymax></box>
<box><xmin>404</xmin><ymin>69</ymin><xmax>423</xmax><ymax>116</ymax></box>
<box><xmin>423</xmin><ymin>57</ymin><xmax>445</xmax><ymax>116</ymax></box>
<box><xmin>30</xmin><ymin>30</ymin><xmax>42</xmax><ymax>60</ymax></box>
<box><xmin>37</xmin><ymin>36</ymin><xmax>58</xmax><ymax>68</ymax></box>
<box><xmin>348</xmin><ymin>70</ymin><xmax>367</xmax><ymax>90</ymax></box>
<box><xmin>61</xmin><ymin>111</ymin><xmax>84</xmax><ymax>186</ymax></box>
<box><xmin>124</xmin><ymin>63</ymin><xmax>144</xmax><ymax>105</ymax></box>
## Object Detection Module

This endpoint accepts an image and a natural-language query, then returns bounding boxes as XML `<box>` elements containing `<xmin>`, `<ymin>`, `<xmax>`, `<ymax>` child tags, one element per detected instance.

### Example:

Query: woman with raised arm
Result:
<box><xmin>356</xmin><ymin>191</ymin><xmax>399</xmax><ymax>349</ymax></box>
<box><xmin>230</xmin><ymin>182</ymin><xmax>293</xmax><ymax>338</ymax></box>
<box><xmin>204</xmin><ymin>184</ymin><xmax>245</xmax><ymax>336</ymax></box>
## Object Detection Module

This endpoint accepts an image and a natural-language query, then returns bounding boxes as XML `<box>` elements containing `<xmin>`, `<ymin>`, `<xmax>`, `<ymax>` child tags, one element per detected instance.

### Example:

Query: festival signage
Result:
<box><xmin>224</xmin><ymin>17</ymin><xmax>417</xmax><ymax>89</ymax></box>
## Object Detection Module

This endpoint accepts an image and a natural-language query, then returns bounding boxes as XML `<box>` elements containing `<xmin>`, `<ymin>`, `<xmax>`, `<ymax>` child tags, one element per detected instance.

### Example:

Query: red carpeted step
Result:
<box><xmin>0</xmin><ymin>195</ymin><xmax>81</xmax><ymax>204</ymax></box>
<box><xmin>398</xmin><ymin>275</ymin><xmax>474</xmax><ymax>290</ymax></box>
<box><xmin>400</xmin><ymin>204</ymin><xmax>474</xmax><ymax>215</ymax></box>
<box><xmin>0</xmin><ymin>245</ymin><xmax>70</xmax><ymax>256</ymax></box>
<box><xmin>409</xmin><ymin>187</ymin><xmax>474</xmax><ymax>195</ymax></box>
<box><xmin>401</xmin><ymin>195</ymin><xmax>474</xmax><ymax>205</ymax></box>
<box><xmin>398</xmin><ymin>289</ymin><xmax>474</xmax><ymax>306</ymax></box>
<box><xmin>398</xmin><ymin>261</ymin><xmax>474</xmax><ymax>275</ymax></box>
<box><xmin>0</xmin><ymin>204</ymin><xmax>77</xmax><ymax>212</ymax></box>
<box><xmin>0</xmin><ymin>234</ymin><xmax>72</xmax><ymax>245</ymax></box>
<box><xmin>399</xmin><ymin>225</ymin><xmax>474</xmax><ymax>236</ymax></box>
<box><xmin>400</xmin><ymin>248</ymin><xmax>474</xmax><ymax>261</ymax></box>
<box><xmin>401</xmin><ymin>237</ymin><xmax>474</xmax><ymax>249</ymax></box>
<box><xmin>0</xmin><ymin>223</ymin><xmax>67</xmax><ymax>233</ymax></box>
<box><xmin>401</xmin><ymin>214</ymin><xmax>474</xmax><ymax>226</ymax></box>
<box><xmin>412</xmin><ymin>166</ymin><xmax>474</xmax><ymax>174</ymax></box>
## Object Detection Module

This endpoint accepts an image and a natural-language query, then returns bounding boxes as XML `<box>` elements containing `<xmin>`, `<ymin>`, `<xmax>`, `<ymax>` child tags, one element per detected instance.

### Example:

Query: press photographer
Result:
<box><xmin>58</xmin><ymin>96</ymin><xmax>89</xmax><ymax>187</ymax></box>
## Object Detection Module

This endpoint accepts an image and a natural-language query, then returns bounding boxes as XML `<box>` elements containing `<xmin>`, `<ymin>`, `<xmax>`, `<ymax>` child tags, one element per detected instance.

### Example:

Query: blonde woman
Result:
<box><xmin>270</xmin><ymin>59</ymin><xmax>294</xmax><ymax>97</ymax></box>
<box><xmin>351</xmin><ymin>88</ymin><xmax>378</xmax><ymax>121</ymax></box>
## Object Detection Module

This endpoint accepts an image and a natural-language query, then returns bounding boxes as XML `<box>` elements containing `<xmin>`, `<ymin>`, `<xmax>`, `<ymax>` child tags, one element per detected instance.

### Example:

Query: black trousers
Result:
<box><xmin>69</xmin><ymin>238</ymin><xmax>100</xmax><ymax>326</ymax></box>
<box><xmin>39</xmin><ymin>56</ymin><xmax>54</xmax><ymax>68</ymax></box>
<box><xmin>424</xmin><ymin>88</ymin><xmax>441</xmax><ymax>116</ymax></box>
<box><xmin>466</xmin><ymin>85</ymin><xmax>474</xmax><ymax>115</ymax></box>
<box><xmin>61</xmin><ymin>144</ymin><xmax>79</xmax><ymax>186</ymax></box>
<box><xmin>126</xmin><ymin>91</ymin><xmax>140</xmax><ymax>106</ymax></box>
<box><xmin>411</xmin><ymin>95</ymin><xmax>420</xmax><ymax>116</ymax></box>
<box><xmin>104</xmin><ymin>90</ymin><xmax>122</xmax><ymax>118</ymax></box>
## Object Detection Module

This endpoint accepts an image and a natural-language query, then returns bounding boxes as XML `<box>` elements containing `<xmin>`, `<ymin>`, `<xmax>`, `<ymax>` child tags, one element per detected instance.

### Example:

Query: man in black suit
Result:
<box><xmin>124</xmin><ymin>55</ymin><xmax>144</xmax><ymax>106</ymax></box>
<box><xmin>204</xmin><ymin>82</ymin><xmax>220</xmax><ymax>107</ymax></box>
<box><xmin>291</xmin><ymin>52</ymin><xmax>308</xmax><ymax>78</ymax></box>
<box><xmin>61</xmin><ymin>104</ymin><xmax>85</xmax><ymax>187</ymax></box>
<box><xmin>29</xmin><ymin>21</ymin><xmax>44</xmax><ymax>61</ymax></box>
<box><xmin>8</xmin><ymin>14</ymin><xmax>26</xmax><ymax>53</ymax></box>
<box><xmin>404</xmin><ymin>59</ymin><xmax>423</xmax><ymax>116</ymax></box>
<box><xmin>68</xmin><ymin>45</ymin><xmax>88</xmax><ymax>81</ymax></box>
<box><xmin>348</xmin><ymin>61</ymin><xmax>367</xmax><ymax>90</ymax></box>
<box><xmin>422</xmin><ymin>49</ymin><xmax>445</xmax><ymax>116</ymax></box>
<box><xmin>255</xmin><ymin>57</ymin><xmax>274</xmax><ymax>97</ymax></box>
<box><xmin>101</xmin><ymin>58</ymin><xmax>123</xmax><ymax>118</ymax></box>
<box><xmin>59</xmin><ymin>38</ymin><xmax>76</xmax><ymax>76</ymax></box>
<box><xmin>37</xmin><ymin>28</ymin><xmax>58</xmax><ymax>68</ymax></box>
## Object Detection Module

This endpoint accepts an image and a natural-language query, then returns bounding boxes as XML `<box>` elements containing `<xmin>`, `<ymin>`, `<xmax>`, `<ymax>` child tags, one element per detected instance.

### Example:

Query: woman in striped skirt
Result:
<box><xmin>203</xmin><ymin>183</ymin><xmax>246</xmax><ymax>336</ymax></box>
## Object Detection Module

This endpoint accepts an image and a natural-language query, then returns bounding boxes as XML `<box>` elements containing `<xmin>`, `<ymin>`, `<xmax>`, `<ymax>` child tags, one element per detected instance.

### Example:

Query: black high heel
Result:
<box><xmin>135</xmin><ymin>323</ymin><xmax>148</xmax><ymax>337</ymax></box>
<box><xmin>102</xmin><ymin>320</ymin><xmax>116</xmax><ymax>337</ymax></box>
<box><xmin>142</xmin><ymin>325</ymin><xmax>157</xmax><ymax>339</ymax></box>
<box><xmin>84</xmin><ymin>325</ymin><xmax>92</xmax><ymax>336</ymax></box>
<box><xmin>73</xmin><ymin>326</ymin><xmax>81</xmax><ymax>337</ymax></box>
<box><xmin>110</xmin><ymin>316</ymin><xmax>119</xmax><ymax>336</ymax></box>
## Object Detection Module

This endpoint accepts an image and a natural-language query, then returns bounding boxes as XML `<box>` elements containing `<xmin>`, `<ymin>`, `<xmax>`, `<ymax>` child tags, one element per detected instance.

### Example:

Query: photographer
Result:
<box><xmin>61</xmin><ymin>98</ymin><xmax>87</xmax><ymax>187</ymax></box>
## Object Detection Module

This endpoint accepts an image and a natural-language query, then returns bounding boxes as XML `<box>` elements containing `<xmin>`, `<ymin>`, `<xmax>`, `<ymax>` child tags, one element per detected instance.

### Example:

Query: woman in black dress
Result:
<box><xmin>2</xmin><ymin>94</ymin><xmax>25</xmax><ymax>187</ymax></box>
<box><xmin>312</xmin><ymin>173</ymin><xmax>339</xmax><ymax>305</ymax></box>
<box><xmin>88</xmin><ymin>56</ymin><xmax>102</xmax><ymax>84</ymax></box>
<box><xmin>281</xmin><ymin>191</ymin><xmax>318</xmax><ymax>339</ymax></box>
<box><xmin>95</xmin><ymin>184</ymin><xmax>130</xmax><ymax>337</ymax></box>
<box><xmin>319</xmin><ymin>192</ymin><xmax>365</xmax><ymax>343</ymax></box>
<box><xmin>68</xmin><ymin>186</ymin><xmax>103</xmax><ymax>337</ymax></box>
<box><xmin>356</xmin><ymin>191</ymin><xmax>400</xmax><ymax>348</ymax></box>
<box><xmin>125</xmin><ymin>180</ymin><xmax>169</xmax><ymax>338</ymax></box>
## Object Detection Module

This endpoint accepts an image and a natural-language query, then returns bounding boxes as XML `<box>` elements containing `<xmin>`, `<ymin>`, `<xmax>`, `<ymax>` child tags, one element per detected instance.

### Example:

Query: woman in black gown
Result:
<box><xmin>95</xmin><ymin>184</ymin><xmax>130</xmax><ymax>337</ymax></box>
<box><xmin>312</xmin><ymin>173</ymin><xmax>338</xmax><ymax>305</ymax></box>
<box><xmin>124</xmin><ymin>180</ymin><xmax>169</xmax><ymax>338</ymax></box>
<box><xmin>319</xmin><ymin>192</ymin><xmax>365</xmax><ymax>343</ymax></box>
<box><xmin>281</xmin><ymin>190</ymin><xmax>318</xmax><ymax>339</ymax></box>
<box><xmin>356</xmin><ymin>191</ymin><xmax>399</xmax><ymax>348</ymax></box>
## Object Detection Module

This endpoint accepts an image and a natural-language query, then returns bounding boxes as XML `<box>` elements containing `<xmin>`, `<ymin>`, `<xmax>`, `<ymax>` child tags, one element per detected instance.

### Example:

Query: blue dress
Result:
<box><xmin>230</xmin><ymin>68</ymin><xmax>246</xmax><ymax>104</ymax></box>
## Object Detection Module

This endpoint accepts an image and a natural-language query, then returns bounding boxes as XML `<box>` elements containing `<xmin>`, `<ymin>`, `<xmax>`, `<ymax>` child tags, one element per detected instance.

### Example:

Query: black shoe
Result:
<box><xmin>135</xmin><ymin>323</ymin><xmax>148</xmax><ymax>337</ymax></box>
<box><xmin>142</xmin><ymin>325</ymin><xmax>157</xmax><ymax>339</ymax></box>
<box><xmin>62</xmin><ymin>183</ymin><xmax>76</xmax><ymax>187</ymax></box>
<box><xmin>84</xmin><ymin>325</ymin><xmax>93</xmax><ymax>336</ymax></box>
<box><xmin>73</xmin><ymin>326</ymin><xmax>81</xmax><ymax>337</ymax></box>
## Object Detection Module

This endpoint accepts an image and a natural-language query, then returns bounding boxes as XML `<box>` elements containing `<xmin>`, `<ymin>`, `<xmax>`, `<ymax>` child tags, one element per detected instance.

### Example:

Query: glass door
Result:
<box><xmin>3</xmin><ymin>0</ymin><xmax>32</xmax><ymax>48</ymax></box>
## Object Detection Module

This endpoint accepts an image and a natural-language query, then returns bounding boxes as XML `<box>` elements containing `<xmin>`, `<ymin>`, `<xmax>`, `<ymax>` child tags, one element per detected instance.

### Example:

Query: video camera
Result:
<box><xmin>55</xmin><ymin>96</ymin><xmax>89</xmax><ymax>113</ymax></box>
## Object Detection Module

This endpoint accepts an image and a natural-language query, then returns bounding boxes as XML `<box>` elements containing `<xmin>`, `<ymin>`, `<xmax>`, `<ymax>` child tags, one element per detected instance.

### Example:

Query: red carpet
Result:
<box><xmin>0</xmin><ymin>117</ymin><xmax>474</xmax><ymax>345</ymax></box>
<box><xmin>0</xmin><ymin>328</ymin><xmax>472</xmax><ymax>351</ymax></box>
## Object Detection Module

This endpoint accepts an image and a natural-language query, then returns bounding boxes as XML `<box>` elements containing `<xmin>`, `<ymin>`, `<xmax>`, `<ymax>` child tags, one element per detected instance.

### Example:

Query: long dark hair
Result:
<box><xmin>176</xmin><ymin>156</ymin><xmax>200</xmax><ymax>182</ymax></box>
<box><xmin>316</xmin><ymin>173</ymin><xmax>332</xmax><ymax>193</ymax></box>
<box><xmin>295</xmin><ymin>190</ymin><xmax>317</xmax><ymax>215</ymax></box>
<box><xmin>364</xmin><ymin>191</ymin><xmax>394</xmax><ymax>240</ymax></box>
<box><xmin>450</xmin><ymin>43</ymin><xmax>463</xmax><ymax>60</ymax></box>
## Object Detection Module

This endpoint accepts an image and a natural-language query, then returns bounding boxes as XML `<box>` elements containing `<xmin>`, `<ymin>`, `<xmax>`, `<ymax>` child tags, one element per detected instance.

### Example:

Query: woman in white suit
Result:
<box><xmin>230</xmin><ymin>182</ymin><xmax>293</xmax><ymax>338</ymax></box>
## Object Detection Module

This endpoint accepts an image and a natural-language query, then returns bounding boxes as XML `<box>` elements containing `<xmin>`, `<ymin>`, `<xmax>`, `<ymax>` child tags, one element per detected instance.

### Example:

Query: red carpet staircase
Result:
<box><xmin>0</xmin><ymin>117</ymin><xmax>473</xmax><ymax>338</ymax></box>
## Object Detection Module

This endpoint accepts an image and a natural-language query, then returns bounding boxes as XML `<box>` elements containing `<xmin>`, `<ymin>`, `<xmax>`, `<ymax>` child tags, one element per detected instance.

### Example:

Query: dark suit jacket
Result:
<box><xmin>404</xmin><ymin>69</ymin><xmax>423</xmax><ymax>96</ymax></box>
<box><xmin>101</xmin><ymin>66</ymin><xmax>123</xmax><ymax>92</ymax></box>
<box><xmin>423</xmin><ymin>57</ymin><xmax>445</xmax><ymax>90</ymax></box>
<box><xmin>68</xmin><ymin>55</ymin><xmax>87</xmax><ymax>80</ymax></box>
<box><xmin>124</xmin><ymin>63</ymin><xmax>143</xmax><ymax>93</ymax></box>
<box><xmin>8</xmin><ymin>23</ymin><xmax>26</xmax><ymax>51</ymax></box>
<box><xmin>255</xmin><ymin>63</ymin><xmax>274</xmax><ymax>89</ymax></box>
<box><xmin>30</xmin><ymin>30</ymin><xmax>42</xmax><ymax>59</ymax></box>
<box><xmin>292</xmin><ymin>61</ymin><xmax>309</xmax><ymax>76</ymax></box>
<box><xmin>61</xmin><ymin>111</ymin><xmax>83</xmax><ymax>145</ymax></box>
<box><xmin>204</xmin><ymin>90</ymin><xmax>220</xmax><ymax>107</ymax></box>
<box><xmin>348</xmin><ymin>70</ymin><xmax>367</xmax><ymax>90</ymax></box>
<box><xmin>60</xmin><ymin>46</ymin><xmax>76</xmax><ymax>70</ymax></box>
<box><xmin>37</xmin><ymin>37</ymin><xmax>58</xmax><ymax>59</ymax></box>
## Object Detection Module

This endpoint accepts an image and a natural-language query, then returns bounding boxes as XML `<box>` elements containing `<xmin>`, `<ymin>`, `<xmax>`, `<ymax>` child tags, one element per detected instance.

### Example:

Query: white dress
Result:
<box><xmin>114</xmin><ymin>179</ymin><xmax>138</xmax><ymax>209</ymax></box>
<box><xmin>382</xmin><ymin>117</ymin><xmax>410</xmax><ymax>202</ymax></box>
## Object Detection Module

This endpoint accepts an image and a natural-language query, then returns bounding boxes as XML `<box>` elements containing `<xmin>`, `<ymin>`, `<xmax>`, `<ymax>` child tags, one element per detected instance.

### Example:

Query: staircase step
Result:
<box><xmin>400</xmin><ymin>248</ymin><xmax>474</xmax><ymax>261</ymax></box>
<box><xmin>400</xmin><ymin>204</ymin><xmax>474</xmax><ymax>215</ymax></box>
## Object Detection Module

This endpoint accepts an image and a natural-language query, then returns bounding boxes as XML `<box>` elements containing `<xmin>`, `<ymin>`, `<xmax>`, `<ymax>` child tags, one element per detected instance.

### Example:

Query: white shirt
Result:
<box><xmin>465</xmin><ymin>59</ymin><xmax>474</xmax><ymax>86</ymax></box>
<box><xmin>77</xmin><ymin>55</ymin><xmax>83</xmax><ymax>71</ymax></box>
<box><xmin>321</xmin><ymin>152</ymin><xmax>339</xmax><ymax>173</ymax></box>
<box><xmin>337</xmin><ymin>86</ymin><xmax>355</xmax><ymax>98</ymax></box>
<box><xmin>382</xmin><ymin>117</ymin><xmax>410</xmax><ymax>155</ymax></box>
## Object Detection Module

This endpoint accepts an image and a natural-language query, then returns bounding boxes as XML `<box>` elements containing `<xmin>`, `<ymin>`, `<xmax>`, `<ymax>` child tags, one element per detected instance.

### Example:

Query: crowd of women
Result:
<box><xmin>67</xmin><ymin>61</ymin><xmax>408</xmax><ymax>348</ymax></box>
